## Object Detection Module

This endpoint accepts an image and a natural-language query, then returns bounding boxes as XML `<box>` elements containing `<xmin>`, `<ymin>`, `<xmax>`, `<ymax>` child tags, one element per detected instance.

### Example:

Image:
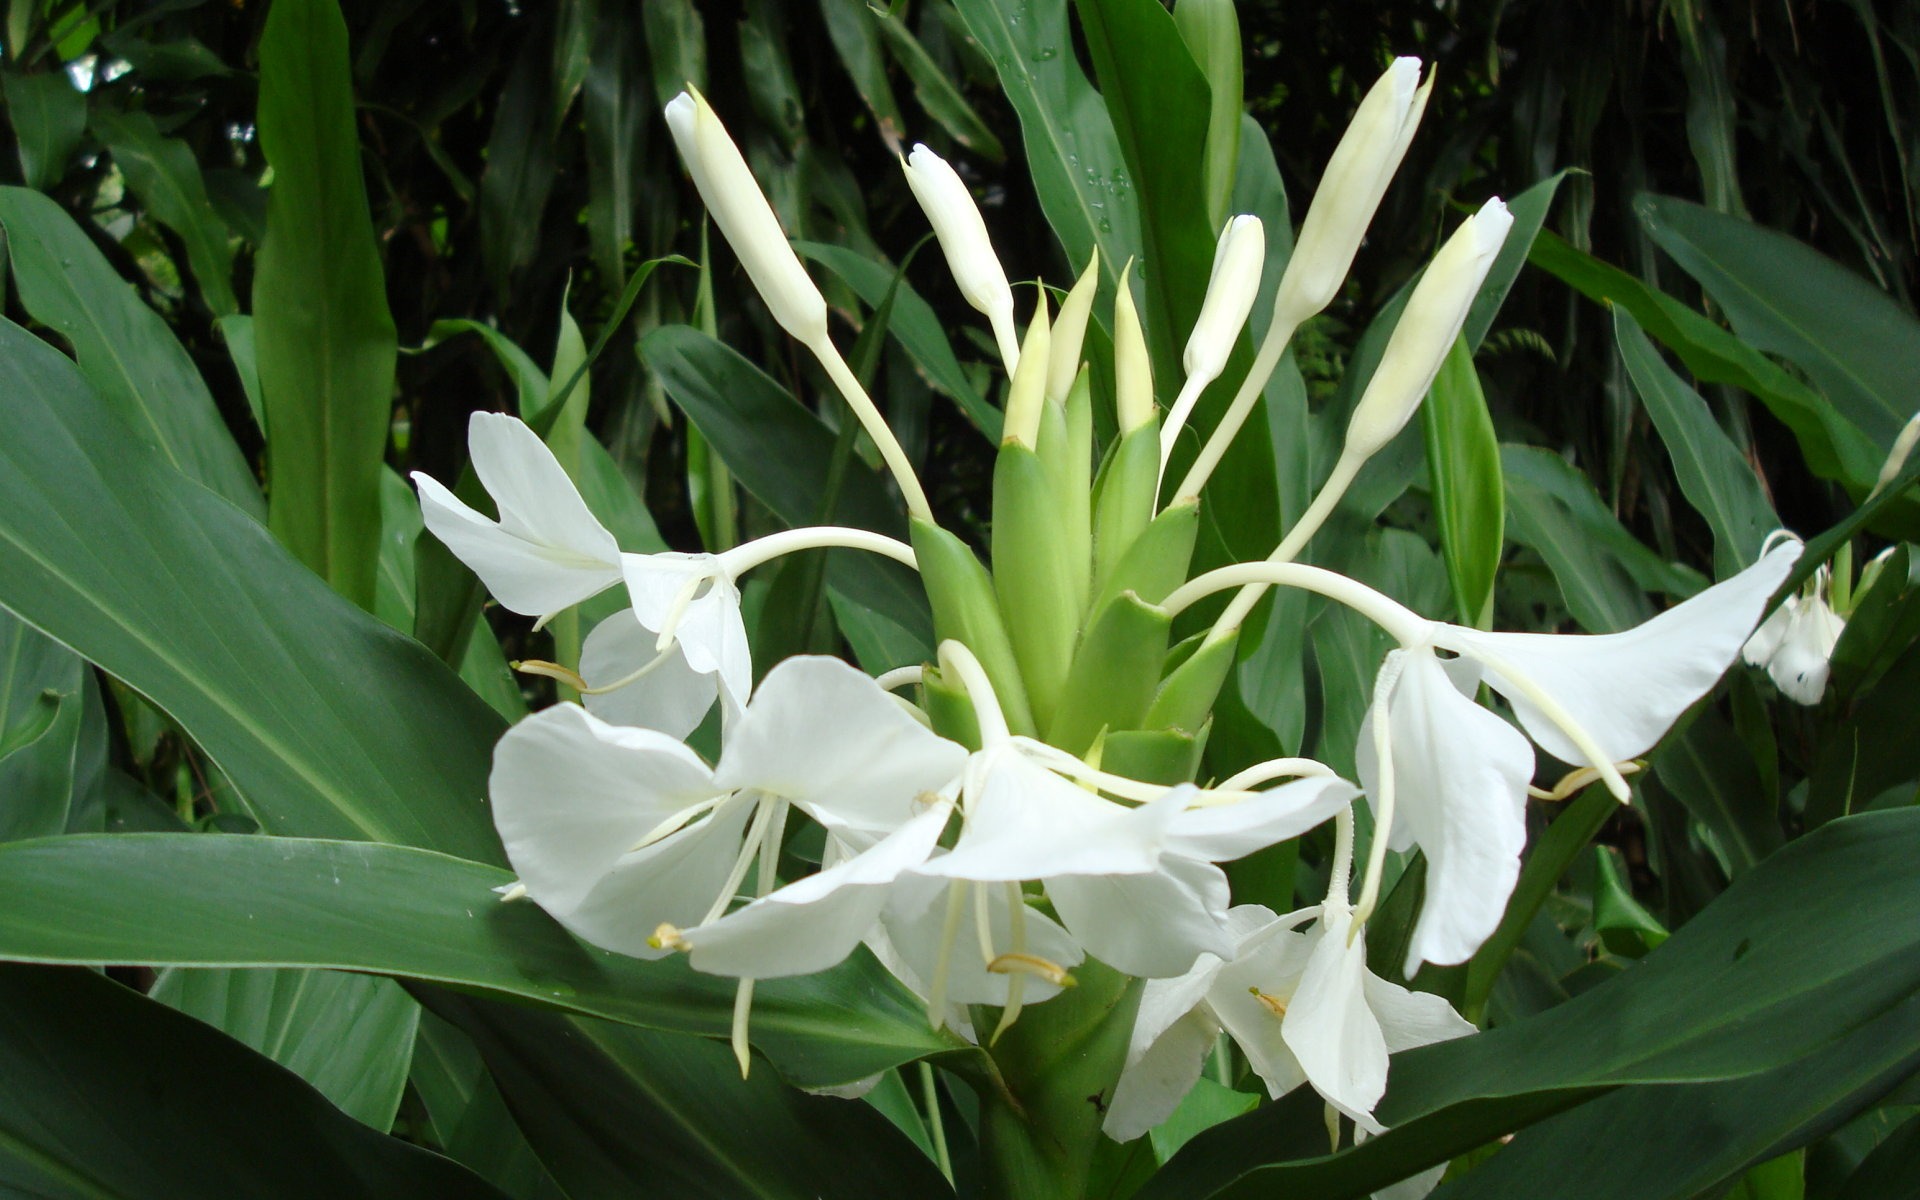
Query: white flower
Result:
<box><xmin>1344</xmin><ymin>198</ymin><xmax>1513</xmax><ymax>460</ymax></box>
<box><xmin>664</xmin><ymin>89</ymin><xmax>828</xmax><ymax>346</ymax></box>
<box><xmin>1743</xmin><ymin>562</ymin><xmax>1846</xmax><ymax>706</ymax></box>
<box><xmin>901</xmin><ymin>143</ymin><xmax>1019</xmax><ymax>374</ymax></box>
<box><xmin>1104</xmin><ymin>904</ymin><xmax>1472</xmax><ymax>1142</ymax></box>
<box><xmin>1361</xmin><ymin>540</ymin><xmax>1802</xmax><ymax>974</ymax></box>
<box><xmin>490</xmin><ymin>656</ymin><xmax>965</xmax><ymax>961</ymax></box>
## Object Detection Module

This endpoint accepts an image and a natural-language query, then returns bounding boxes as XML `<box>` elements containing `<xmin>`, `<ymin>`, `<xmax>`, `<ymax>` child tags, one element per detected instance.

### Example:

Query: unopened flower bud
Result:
<box><xmin>1048</xmin><ymin>251</ymin><xmax>1100</xmax><ymax>403</ymax></box>
<box><xmin>1768</xmin><ymin>593</ymin><xmax>1845</xmax><ymax>705</ymax></box>
<box><xmin>1345</xmin><ymin>198</ymin><xmax>1512</xmax><ymax>460</ymax></box>
<box><xmin>1114</xmin><ymin>261</ymin><xmax>1154</xmax><ymax>435</ymax></box>
<box><xmin>1273</xmin><ymin>57</ymin><xmax>1432</xmax><ymax>325</ymax></box>
<box><xmin>1183</xmin><ymin>215</ymin><xmax>1265</xmax><ymax>387</ymax></box>
<box><xmin>902</xmin><ymin>143</ymin><xmax>1020</xmax><ymax>374</ymax></box>
<box><xmin>1002</xmin><ymin>293</ymin><xmax>1052</xmax><ymax>448</ymax></box>
<box><xmin>665</xmin><ymin>89</ymin><xmax>828</xmax><ymax>347</ymax></box>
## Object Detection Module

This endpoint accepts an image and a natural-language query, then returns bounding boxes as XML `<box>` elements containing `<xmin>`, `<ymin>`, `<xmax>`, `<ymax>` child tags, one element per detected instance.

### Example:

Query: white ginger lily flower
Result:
<box><xmin>1743</xmin><ymin>557</ymin><xmax>1845</xmax><ymax>705</ymax></box>
<box><xmin>1357</xmin><ymin>539</ymin><xmax>1803</xmax><ymax>975</ymax></box>
<box><xmin>1104</xmin><ymin>903</ymin><xmax>1472</xmax><ymax>1143</ymax></box>
<box><xmin>490</xmin><ymin>656</ymin><xmax>965</xmax><ymax>962</ymax></box>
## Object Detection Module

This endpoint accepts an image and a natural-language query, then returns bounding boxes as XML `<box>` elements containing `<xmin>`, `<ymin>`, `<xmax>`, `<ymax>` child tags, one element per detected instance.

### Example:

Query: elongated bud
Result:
<box><xmin>902</xmin><ymin>143</ymin><xmax>1021</xmax><ymax>375</ymax></box>
<box><xmin>1872</xmin><ymin>409</ymin><xmax>1920</xmax><ymax>497</ymax></box>
<box><xmin>1272</xmin><ymin>57</ymin><xmax>1432</xmax><ymax>324</ymax></box>
<box><xmin>664</xmin><ymin>90</ymin><xmax>827</xmax><ymax>347</ymax></box>
<box><xmin>1345</xmin><ymin>198</ymin><xmax>1512</xmax><ymax>459</ymax></box>
<box><xmin>1184</xmin><ymin>215</ymin><xmax>1265</xmax><ymax>385</ymax></box>
<box><xmin>1114</xmin><ymin>261</ymin><xmax>1154</xmax><ymax>434</ymax></box>
<box><xmin>1002</xmin><ymin>293</ymin><xmax>1052</xmax><ymax>447</ymax></box>
<box><xmin>1048</xmin><ymin>251</ymin><xmax>1101</xmax><ymax>403</ymax></box>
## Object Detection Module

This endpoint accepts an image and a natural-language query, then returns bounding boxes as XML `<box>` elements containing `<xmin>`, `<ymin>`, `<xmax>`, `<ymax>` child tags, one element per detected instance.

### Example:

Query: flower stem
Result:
<box><xmin>1163</xmin><ymin>559</ymin><xmax>1433</xmax><ymax>648</ymax></box>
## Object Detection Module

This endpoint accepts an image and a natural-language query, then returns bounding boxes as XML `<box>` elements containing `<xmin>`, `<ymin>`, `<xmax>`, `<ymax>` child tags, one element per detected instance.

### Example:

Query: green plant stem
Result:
<box><xmin>919</xmin><ymin>1062</ymin><xmax>954</xmax><ymax>1187</ymax></box>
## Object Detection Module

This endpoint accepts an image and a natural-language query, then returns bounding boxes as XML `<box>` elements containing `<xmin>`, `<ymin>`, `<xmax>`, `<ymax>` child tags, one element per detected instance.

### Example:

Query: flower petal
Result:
<box><xmin>1103</xmin><ymin>1008</ymin><xmax>1220</xmax><ymax>1142</ymax></box>
<box><xmin>1360</xmin><ymin>651</ymin><xmax>1533</xmax><ymax>976</ymax></box>
<box><xmin>682</xmin><ymin>799</ymin><xmax>953</xmax><ymax>979</ymax></box>
<box><xmin>1442</xmin><ymin>541</ymin><xmax>1801</xmax><ymax>765</ymax></box>
<box><xmin>1164</xmin><ymin>776</ymin><xmax>1358</xmax><ymax>862</ymax></box>
<box><xmin>878</xmin><ymin>871</ymin><xmax>1082</xmax><ymax>1008</ymax></box>
<box><xmin>563</xmin><ymin>796</ymin><xmax>755</xmax><ymax>959</ymax></box>
<box><xmin>489</xmin><ymin>702</ymin><xmax>720</xmax><ymax>917</ymax></box>
<box><xmin>1360</xmin><ymin>973</ymin><xmax>1476</xmax><ymax>1054</ymax></box>
<box><xmin>715</xmin><ymin>656</ymin><xmax>967</xmax><ymax>837</ymax></box>
<box><xmin>412</xmin><ymin>415</ymin><xmax>622</xmax><ymax>619</ymax></box>
<box><xmin>579</xmin><ymin>609</ymin><xmax>718</xmax><ymax>739</ymax></box>
<box><xmin>1210</xmin><ymin>926</ymin><xmax>1316</xmax><ymax>1100</ymax></box>
<box><xmin>1282</xmin><ymin>910</ymin><xmax>1388</xmax><ymax>1117</ymax></box>
<box><xmin>1046</xmin><ymin>855</ymin><xmax>1234</xmax><ymax>977</ymax></box>
<box><xmin>921</xmin><ymin>749</ymin><xmax>1184</xmax><ymax>882</ymax></box>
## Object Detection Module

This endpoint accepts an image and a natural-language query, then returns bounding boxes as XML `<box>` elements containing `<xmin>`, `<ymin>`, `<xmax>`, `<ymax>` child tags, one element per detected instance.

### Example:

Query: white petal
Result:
<box><xmin>1360</xmin><ymin>972</ymin><xmax>1476</xmax><ymax>1054</ymax></box>
<box><xmin>920</xmin><ymin>749</ymin><xmax>1183</xmax><ymax>882</ymax></box>
<box><xmin>683</xmin><ymin>799</ymin><xmax>953</xmax><ymax>978</ymax></box>
<box><xmin>1127</xmin><ymin>953</ymin><xmax>1231</xmax><ymax>1068</ymax></box>
<box><xmin>1046</xmin><ymin>856</ymin><xmax>1234</xmax><ymax>977</ymax></box>
<box><xmin>1442</xmin><ymin>541</ymin><xmax>1801</xmax><ymax>765</ymax></box>
<box><xmin>412</xmin><ymin>415</ymin><xmax>623</xmax><ymax>619</ymax></box>
<box><xmin>579</xmin><ymin>609</ymin><xmax>718</xmax><ymax>738</ymax></box>
<box><xmin>1741</xmin><ymin>596</ymin><xmax>1795</xmax><ymax>666</ymax></box>
<box><xmin>1165</xmin><ymin>776</ymin><xmax>1359</xmax><ymax>862</ymax></box>
<box><xmin>489</xmin><ymin>703</ymin><xmax>719</xmax><ymax>916</ymax></box>
<box><xmin>715</xmin><ymin>657</ymin><xmax>967</xmax><ymax>837</ymax></box>
<box><xmin>879</xmin><ymin>871</ymin><xmax>1082</xmax><ymax>1007</ymax></box>
<box><xmin>560</xmin><ymin>796</ymin><xmax>754</xmax><ymax>958</ymax></box>
<box><xmin>1769</xmin><ymin>596</ymin><xmax>1844</xmax><ymax>705</ymax></box>
<box><xmin>1362</xmin><ymin>652</ymin><xmax>1533</xmax><ymax>976</ymax></box>
<box><xmin>1210</xmin><ymin>926</ymin><xmax>1317</xmax><ymax>1100</ymax></box>
<box><xmin>1282</xmin><ymin>910</ymin><xmax>1389</xmax><ymax>1117</ymax></box>
<box><xmin>619</xmin><ymin>553</ymin><xmax>752</xmax><ymax>705</ymax></box>
<box><xmin>1103</xmin><ymin>1008</ymin><xmax>1221</xmax><ymax>1142</ymax></box>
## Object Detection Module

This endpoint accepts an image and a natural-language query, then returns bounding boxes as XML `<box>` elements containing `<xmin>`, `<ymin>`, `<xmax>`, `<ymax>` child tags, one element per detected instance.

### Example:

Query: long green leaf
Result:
<box><xmin>423</xmin><ymin>992</ymin><xmax>954</xmax><ymax>1200</ymax></box>
<box><xmin>0</xmin><ymin>833</ymin><xmax>960</xmax><ymax>1088</ymax></box>
<box><xmin>1140</xmin><ymin>809</ymin><xmax>1920</xmax><ymax>1198</ymax></box>
<box><xmin>0</xmin><ymin>610</ymin><xmax>84</xmax><ymax>843</ymax></box>
<box><xmin>254</xmin><ymin>0</ymin><xmax>398</xmax><ymax>608</ymax></box>
<box><xmin>1616</xmin><ymin>307</ymin><xmax>1778</xmax><ymax>576</ymax></box>
<box><xmin>0</xmin><ymin>963</ymin><xmax>508</xmax><ymax>1199</ymax></box>
<box><xmin>91</xmin><ymin>107</ymin><xmax>239</xmax><ymax>315</ymax></box>
<box><xmin>0</xmin><ymin>317</ymin><xmax>504</xmax><ymax>860</ymax></box>
<box><xmin>1422</xmin><ymin>337</ymin><xmax>1503</xmax><ymax>626</ymax></box>
<box><xmin>151</xmin><ymin>968</ymin><xmax>420</xmax><ymax>1131</ymax></box>
<box><xmin>1636</xmin><ymin>193</ymin><xmax>1920</xmax><ymax>451</ymax></box>
<box><xmin>0</xmin><ymin>69</ymin><xmax>84</xmax><ymax>189</ymax></box>
<box><xmin>0</xmin><ymin>187</ymin><xmax>261</xmax><ymax>516</ymax></box>
<box><xmin>1434</xmin><ymin>994</ymin><xmax>1920</xmax><ymax>1200</ymax></box>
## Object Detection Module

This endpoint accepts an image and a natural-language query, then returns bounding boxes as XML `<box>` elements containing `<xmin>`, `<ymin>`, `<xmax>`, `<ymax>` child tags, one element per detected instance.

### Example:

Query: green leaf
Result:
<box><xmin>1501</xmin><ymin>445</ymin><xmax>1707</xmax><ymax>632</ymax></box>
<box><xmin>91</xmin><ymin>107</ymin><xmax>240</xmax><ymax>315</ymax></box>
<box><xmin>1171</xmin><ymin>0</ymin><xmax>1242</xmax><ymax>232</ymax></box>
<box><xmin>950</xmin><ymin>0</ymin><xmax>1142</xmax><ymax>307</ymax></box>
<box><xmin>0</xmin><ymin>317</ymin><xmax>504</xmax><ymax>860</ymax></box>
<box><xmin>1528</xmin><ymin>227</ymin><xmax>1882</xmax><ymax>491</ymax></box>
<box><xmin>795</xmin><ymin>240</ymin><xmax>995</xmax><ymax>438</ymax></box>
<box><xmin>0</xmin><ymin>69</ymin><xmax>83</xmax><ymax>189</ymax></box>
<box><xmin>875</xmin><ymin>6</ymin><xmax>1004</xmax><ymax>160</ymax></box>
<box><xmin>641</xmin><ymin>324</ymin><xmax>933</xmax><ymax>648</ymax></box>
<box><xmin>0</xmin><ymin>609</ymin><xmax>84</xmax><ymax>843</ymax></box>
<box><xmin>1141</xmin><ymin>809</ymin><xmax>1920</xmax><ymax>1198</ymax></box>
<box><xmin>1463</xmin><ymin>172</ymin><xmax>1567</xmax><ymax>352</ymax></box>
<box><xmin>151</xmin><ymin>968</ymin><xmax>420</xmax><ymax>1131</ymax></box>
<box><xmin>423</xmin><ymin>992</ymin><xmax>955</xmax><ymax>1200</ymax></box>
<box><xmin>410</xmin><ymin>1013</ymin><xmax>566</xmax><ymax>1198</ymax></box>
<box><xmin>254</xmin><ymin>0</ymin><xmax>399</xmax><ymax>608</ymax></box>
<box><xmin>582</xmin><ymin>2</ymin><xmax>645</xmax><ymax>286</ymax></box>
<box><xmin>1615</xmin><ymin>307</ymin><xmax>1778</xmax><ymax>576</ymax></box>
<box><xmin>820</xmin><ymin>0</ymin><xmax>907</xmax><ymax>147</ymax></box>
<box><xmin>1149</xmin><ymin>1076</ymin><xmax>1258</xmax><ymax>1164</ymax></box>
<box><xmin>0</xmin><ymin>833</ymin><xmax>959</xmax><ymax>1088</ymax></box>
<box><xmin>1422</xmin><ymin>337</ymin><xmax>1503</xmax><ymax>626</ymax></box>
<box><xmin>1636</xmin><ymin>193</ymin><xmax>1920</xmax><ymax>454</ymax></box>
<box><xmin>1433</xmin><ymin>995</ymin><xmax>1920</xmax><ymax>1200</ymax></box>
<box><xmin>479</xmin><ymin>35</ymin><xmax>558</xmax><ymax>293</ymax></box>
<box><xmin>0</xmin><ymin>186</ymin><xmax>262</xmax><ymax>516</ymax></box>
<box><xmin>423</xmin><ymin>319</ymin><xmax>551</xmax><ymax>418</ymax></box>
<box><xmin>1648</xmin><ymin>707</ymin><xmax>1781</xmax><ymax>878</ymax></box>
<box><xmin>0</xmin><ymin>963</ymin><xmax>509</xmax><ymax>1198</ymax></box>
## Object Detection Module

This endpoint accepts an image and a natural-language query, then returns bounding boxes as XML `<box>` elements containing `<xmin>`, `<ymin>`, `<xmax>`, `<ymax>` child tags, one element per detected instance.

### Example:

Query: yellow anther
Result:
<box><xmin>987</xmin><ymin>953</ymin><xmax>1077</xmax><ymax>988</ymax></box>
<box><xmin>1527</xmin><ymin>760</ymin><xmax>1645</xmax><ymax>802</ymax></box>
<box><xmin>511</xmin><ymin>659</ymin><xmax>589</xmax><ymax>692</ymax></box>
<box><xmin>648</xmin><ymin>923</ymin><xmax>690</xmax><ymax>952</ymax></box>
<box><xmin>1250</xmin><ymin>987</ymin><xmax>1289</xmax><ymax>1018</ymax></box>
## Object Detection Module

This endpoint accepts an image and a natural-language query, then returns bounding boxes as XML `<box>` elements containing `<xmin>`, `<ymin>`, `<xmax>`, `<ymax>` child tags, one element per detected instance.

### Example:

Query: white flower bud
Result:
<box><xmin>902</xmin><ymin>143</ymin><xmax>1020</xmax><ymax>374</ymax></box>
<box><xmin>1344</xmin><ymin>198</ymin><xmax>1512</xmax><ymax>460</ymax></box>
<box><xmin>1273</xmin><ymin>57</ymin><xmax>1433</xmax><ymax>324</ymax></box>
<box><xmin>1183</xmin><ymin>215</ymin><xmax>1265</xmax><ymax>386</ymax></box>
<box><xmin>665</xmin><ymin>89</ymin><xmax>828</xmax><ymax>347</ymax></box>
<box><xmin>1768</xmin><ymin>593</ymin><xmax>1845</xmax><ymax>705</ymax></box>
<box><xmin>1114</xmin><ymin>261</ymin><xmax>1154</xmax><ymax>435</ymax></box>
<box><xmin>1048</xmin><ymin>251</ymin><xmax>1100</xmax><ymax>403</ymax></box>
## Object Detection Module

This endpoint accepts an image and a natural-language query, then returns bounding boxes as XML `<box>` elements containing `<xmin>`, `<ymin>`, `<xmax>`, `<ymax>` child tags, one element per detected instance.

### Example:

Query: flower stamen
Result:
<box><xmin>988</xmin><ymin>953</ymin><xmax>1077</xmax><ymax>988</ymax></box>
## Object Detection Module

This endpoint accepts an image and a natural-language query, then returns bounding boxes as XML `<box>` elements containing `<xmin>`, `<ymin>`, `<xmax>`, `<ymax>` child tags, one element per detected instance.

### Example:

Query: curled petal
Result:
<box><xmin>1103</xmin><ymin>1008</ymin><xmax>1220</xmax><ymax>1142</ymax></box>
<box><xmin>1047</xmin><ymin>855</ymin><xmax>1234</xmax><ymax>978</ymax></box>
<box><xmin>1165</xmin><ymin>776</ymin><xmax>1358</xmax><ymax>863</ymax></box>
<box><xmin>579</xmin><ymin>609</ymin><xmax>718</xmax><ymax>739</ymax></box>
<box><xmin>1281</xmin><ymin>909</ymin><xmax>1388</xmax><ymax>1118</ymax></box>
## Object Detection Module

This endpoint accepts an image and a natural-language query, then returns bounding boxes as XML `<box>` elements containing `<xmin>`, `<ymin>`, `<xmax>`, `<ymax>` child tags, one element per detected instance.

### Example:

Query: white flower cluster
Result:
<box><xmin>412</xmin><ymin>68</ymin><xmax>1800</xmax><ymax>1138</ymax></box>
